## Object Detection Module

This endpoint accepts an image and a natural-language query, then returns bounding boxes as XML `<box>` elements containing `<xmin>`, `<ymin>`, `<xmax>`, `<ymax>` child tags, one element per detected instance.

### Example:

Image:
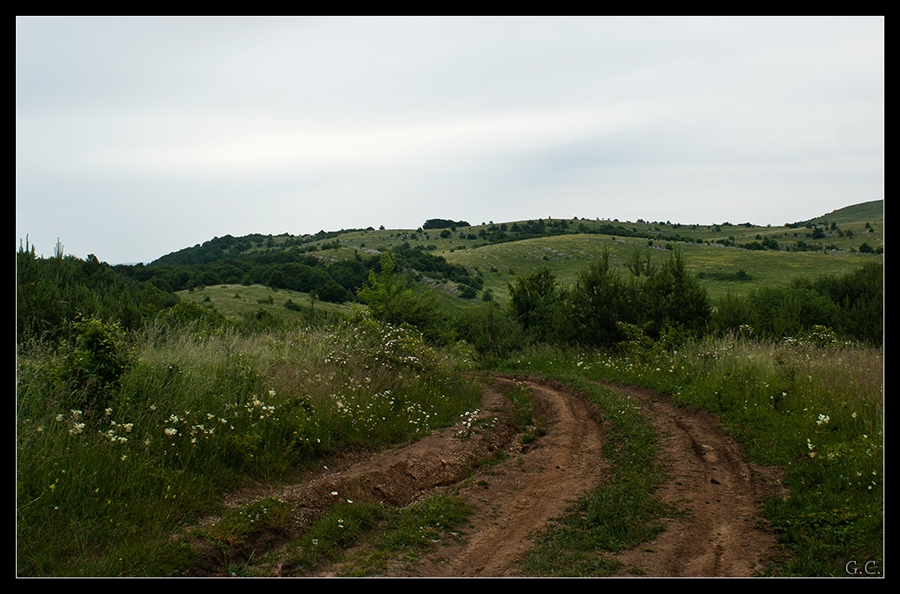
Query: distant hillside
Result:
<box><xmin>802</xmin><ymin>200</ymin><xmax>883</xmax><ymax>226</ymax></box>
<box><xmin>119</xmin><ymin>200</ymin><xmax>882</xmax><ymax>310</ymax></box>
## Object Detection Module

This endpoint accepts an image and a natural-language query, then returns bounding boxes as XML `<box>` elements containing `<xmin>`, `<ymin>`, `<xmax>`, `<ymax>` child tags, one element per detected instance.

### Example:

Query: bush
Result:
<box><xmin>562</xmin><ymin>250</ymin><xmax>625</xmax><ymax>347</ymax></box>
<box><xmin>357</xmin><ymin>251</ymin><xmax>452</xmax><ymax>345</ymax></box>
<box><xmin>58</xmin><ymin>316</ymin><xmax>132</xmax><ymax>413</ymax></box>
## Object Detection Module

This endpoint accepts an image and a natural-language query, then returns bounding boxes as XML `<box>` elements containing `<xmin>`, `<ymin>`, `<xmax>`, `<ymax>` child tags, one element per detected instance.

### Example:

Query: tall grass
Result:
<box><xmin>16</xmin><ymin>315</ymin><xmax>481</xmax><ymax>576</ymax></box>
<box><xmin>504</xmin><ymin>333</ymin><xmax>883</xmax><ymax>576</ymax></box>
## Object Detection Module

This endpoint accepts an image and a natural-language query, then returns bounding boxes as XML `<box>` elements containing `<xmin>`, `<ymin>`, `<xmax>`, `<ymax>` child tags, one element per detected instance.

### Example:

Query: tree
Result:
<box><xmin>357</xmin><ymin>251</ymin><xmax>450</xmax><ymax>344</ymax></box>
<box><xmin>508</xmin><ymin>266</ymin><xmax>563</xmax><ymax>341</ymax></box>
<box><xmin>562</xmin><ymin>249</ymin><xmax>625</xmax><ymax>347</ymax></box>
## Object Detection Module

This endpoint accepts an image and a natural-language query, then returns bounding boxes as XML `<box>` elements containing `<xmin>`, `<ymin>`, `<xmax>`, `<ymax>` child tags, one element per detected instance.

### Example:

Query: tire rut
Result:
<box><xmin>182</xmin><ymin>374</ymin><xmax>785</xmax><ymax>577</ymax></box>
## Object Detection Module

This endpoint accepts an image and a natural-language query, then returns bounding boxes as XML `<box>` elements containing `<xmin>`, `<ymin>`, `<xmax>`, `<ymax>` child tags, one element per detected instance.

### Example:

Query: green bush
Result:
<box><xmin>58</xmin><ymin>316</ymin><xmax>132</xmax><ymax>414</ymax></box>
<box><xmin>357</xmin><ymin>251</ymin><xmax>452</xmax><ymax>345</ymax></box>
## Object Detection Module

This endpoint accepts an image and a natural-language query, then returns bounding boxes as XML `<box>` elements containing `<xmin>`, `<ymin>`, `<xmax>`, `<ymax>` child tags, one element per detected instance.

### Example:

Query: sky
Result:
<box><xmin>16</xmin><ymin>16</ymin><xmax>884</xmax><ymax>265</ymax></box>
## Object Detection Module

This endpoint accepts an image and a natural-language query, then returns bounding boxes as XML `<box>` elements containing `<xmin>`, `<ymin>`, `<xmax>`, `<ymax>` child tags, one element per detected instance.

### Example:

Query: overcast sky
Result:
<box><xmin>17</xmin><ymin>16</ymin><xmax>883</xmax><ymax>264</ymax></box>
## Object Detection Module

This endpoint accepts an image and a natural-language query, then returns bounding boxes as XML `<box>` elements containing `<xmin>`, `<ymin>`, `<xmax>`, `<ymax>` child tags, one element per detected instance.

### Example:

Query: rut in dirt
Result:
<box><xmin>395</xmin><ymin>376</ymin><xmax>783</xmax><ymax>577</ymax></box>
<box><xmin>182</xmin><ymin>374</ymin><xmax>784</xmax><ymax>577</ymax></box>
<box><xmin>595</xmin><ymin>380</ymin><xmax>785</xmax><ymax>577</ymax></box>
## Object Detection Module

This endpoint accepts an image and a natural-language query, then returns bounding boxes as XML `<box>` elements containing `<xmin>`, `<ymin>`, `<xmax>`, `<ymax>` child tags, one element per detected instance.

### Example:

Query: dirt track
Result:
<box><xmin>185</xmin><ymin>374</ymin><xmax>785</xmax><ymax>577</ymax></box>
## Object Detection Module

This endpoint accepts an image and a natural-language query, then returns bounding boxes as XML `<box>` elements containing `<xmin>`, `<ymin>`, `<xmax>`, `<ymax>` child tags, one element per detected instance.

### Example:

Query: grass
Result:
<box><xmin>17</xmin><ymin>201</ymin><xmax>883</xmax><ymax>576</ymax></box>
<box><xmin>443</xmin><ymin>232</ymin><xmax>880</xmax><ymax>309</ymax></box>
<box><xmin>177</xmin><ymin>283</ymin><xmax>365</xmax><ymax>324</ymax></box>
<box><xmin>244</xmin><ymin>494</ymin><xmax>472</xmax><ymax>576</ymax></box>
<box><xmin>203</xmin><ymin>201</ymin><xmax>881</xmax><ymax>312</ymax></box>
<box><xmin>16</xmin><ymin>316</ymin><xmax>481</xmax><ymax>576</ymax></box>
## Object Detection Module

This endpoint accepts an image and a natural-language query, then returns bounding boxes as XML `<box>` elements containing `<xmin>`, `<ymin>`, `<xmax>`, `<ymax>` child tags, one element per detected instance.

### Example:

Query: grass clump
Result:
<box><xmin>275</xmin><ymin>494</ymin><xmax>472</xmax><ymax>576</ymax></box>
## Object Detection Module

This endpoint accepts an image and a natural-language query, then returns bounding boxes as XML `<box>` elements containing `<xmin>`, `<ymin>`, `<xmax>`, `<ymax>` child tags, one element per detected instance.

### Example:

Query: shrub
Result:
<box><xmin>58</xmin><ymin>316</ymin><xmax>132</xmax><ymax>413</ymax></box>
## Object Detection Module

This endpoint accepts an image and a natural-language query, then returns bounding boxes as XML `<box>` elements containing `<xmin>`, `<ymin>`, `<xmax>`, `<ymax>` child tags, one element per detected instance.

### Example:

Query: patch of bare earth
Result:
<box><xmin>180</xmin><ymin>374</ymin><xmax>785</xmax><ymax>577</ymax></box>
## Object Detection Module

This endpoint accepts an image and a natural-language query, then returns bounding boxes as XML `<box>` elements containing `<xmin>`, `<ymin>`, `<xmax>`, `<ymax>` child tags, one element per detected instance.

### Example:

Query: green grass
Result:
<box><xmin>253</xmin><ymin>494</ymin><xmax>472</xmax><ymax>576</ymax></box>
<box><xmin>168</xmin><ymin>202</ymin><xmax>881</xmax><ymax>316</ymax></box>
<box><xmin>177</xmin><ymin>283</ymin><xmax>365</xmax><ymax>324</ymax></box>
<box><xmin>16</xmin><ymin>316</ymin><xmax>481</xmax><ymax>576</ymax></box>
<box><xmin>443</xmin><ymin>232</ymin><xmax>880</xmax><ymax>309</ymax></box>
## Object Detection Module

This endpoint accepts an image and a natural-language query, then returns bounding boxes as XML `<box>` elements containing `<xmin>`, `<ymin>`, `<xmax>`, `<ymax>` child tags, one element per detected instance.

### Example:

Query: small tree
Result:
<box><xmin>508</xmin><ymin>266</ymin><xmax>563</xmax><ymax>341</ymax></box>
<box><xmin>357</xmin><ymin>252</ymin><xmax>450</xmax><ymax>344</ymax></box>
<box><xmin>562</xmin><ymin>249</ymin><xmax>625</xmax><ymax>347</ymax></box>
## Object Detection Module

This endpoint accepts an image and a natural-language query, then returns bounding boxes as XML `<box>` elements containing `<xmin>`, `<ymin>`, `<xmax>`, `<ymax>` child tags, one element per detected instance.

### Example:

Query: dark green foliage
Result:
<box><xmin>59</xmin><ymin>316</ymin><xmax>132</xmax><ymax>413</ymax></box>
<box><xmin>808</xmin><ymin>262</ymin><xmax>883</xmax><ymax>344</ymax></box>
<box><xmin>452</xmin><ymin>302</ymin><xmax>524</xmax><ymax>361</ymax></box>
<box><xmin>423</xmin><ymin>218</ymin><xmax>470</xmax><ymax>229</ymax></box>
<box><xmin>357</xmin><ymin>252</ymin><xmax>452</xmax><ymax>345</ymax></box>
<box><xmin>508</xmin><ymin>266</ymin><xmax>565</xmax><ymax>342</ymax></box>
<box><xmin>697</xmin><ymin>269</ymin><xmax>752</xmax><ymax>282</ymax></box>
<box><xmin>639</xmin><ymin>250</ymin><xmax>711</xmax><ymax>338</ymax></box>
<box><xmin>712</xmin><ymin>290</ymin><xmax>755</xmax><ymax>335</ymax></box>
<box><xmin>561</xmin><ymin>249</ymin><xmax>626</xmax><ymax>347</ymax></box>
<box><xmin>17</xmin><ymin>241</ymin><xmax>179</xmax><ymax>344</ymax></box>
<box><xmin>161</xmin><ymin>300</ymin><xmax>227</xmax><ymax>330</ymax></box>
<box><xmin>507</xmin><ymin>249</ymin><xmax>710</xmax><ymax>348</ymax></box>
<box><xmin>752</xmin><ymin>286</ymin><xmax>839</xmax><ymax>338</ymax></box>
<box><xmin>710</xmin><ymin>263</ymin><xmax>882</xmax><ymax>344</ymax></box>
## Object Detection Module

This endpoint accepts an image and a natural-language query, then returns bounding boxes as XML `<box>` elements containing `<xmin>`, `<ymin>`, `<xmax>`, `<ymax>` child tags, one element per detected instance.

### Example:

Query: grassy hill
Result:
<box><xmin>801</xmin><ymin>199</ymin><xmax>883</xmax><ymax>226</ymax></box>
<box><xmin>160</xmin><ymin>200</ymin><xmax>882</xmax><ymax>316</ymax></box>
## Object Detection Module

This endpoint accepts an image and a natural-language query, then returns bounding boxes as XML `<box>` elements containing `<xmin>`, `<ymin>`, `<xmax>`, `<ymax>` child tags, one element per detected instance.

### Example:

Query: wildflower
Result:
<box><xmin>55</xmin><ymin>414</ymin><xmax>64</xmax><ymax>422</ymax></box>
<box><xmin>71</xmin><ymin>410</ymin><xmax>83</xmax><ymax>420</ymax></box>
<box><xmin>123</xmin><ymin>423</ymin><xmax>133</xmax><ymax>433</ymax></box>
<box><xmin>816</xmin><ymin>414</ymin><xmax>831</xmax><ymax>426</ymax></box>
<box><xmin>69</xmin><ymin>423</ymin><xmax>85</xmax><ymax>435</ymax></box>
<box><xmin>164</xmin><ymin>427</ymin><xmax>178</xmax><ymax>436</ymax></box>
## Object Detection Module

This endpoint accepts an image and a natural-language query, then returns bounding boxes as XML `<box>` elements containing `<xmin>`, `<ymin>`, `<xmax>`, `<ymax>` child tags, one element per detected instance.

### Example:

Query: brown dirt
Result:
<box><xmin>180</xmin><ymin>374</ymin><xmax>785</xmax><ymax>577</ymax></box>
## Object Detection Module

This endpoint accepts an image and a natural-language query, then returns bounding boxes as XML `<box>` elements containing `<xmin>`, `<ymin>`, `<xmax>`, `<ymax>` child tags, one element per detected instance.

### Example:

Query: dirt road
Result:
<box><xmin>185</xmin><ymin>374</ymin><xmax>784</xmax><ymax>577</ymax></box>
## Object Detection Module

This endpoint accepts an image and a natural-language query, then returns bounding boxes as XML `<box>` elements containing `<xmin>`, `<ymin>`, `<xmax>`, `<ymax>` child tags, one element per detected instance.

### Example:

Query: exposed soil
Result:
<box><xmin>180</xmin><ymin>374</ymin><xmax>786</xmax><ymax>577</ymax></box>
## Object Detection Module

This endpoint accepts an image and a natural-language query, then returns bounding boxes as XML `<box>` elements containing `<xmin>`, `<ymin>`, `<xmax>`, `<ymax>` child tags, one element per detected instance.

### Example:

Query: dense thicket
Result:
<box><xmin>712</xmin><ymin>261</ymin><xmax>883</xmax><ymax>344</ymax></box>
<box><xmin>422</xmin><ymin>219</ymin><xmax>470</xmax><ymax>229</ymax></box>
<box><xmin>511</xmin><ymin>248</ymin><xmax>710</xmax><ymax>348</ymax></box>
<box><xmin>16</xmin><ymin>241</ymin><xmax>179</xmax><ymax>343</ymax></box>
<box><xmin>114</xmin><ymin>241</ymin><xmax>481</xmax><ymax>305</ymax></box>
